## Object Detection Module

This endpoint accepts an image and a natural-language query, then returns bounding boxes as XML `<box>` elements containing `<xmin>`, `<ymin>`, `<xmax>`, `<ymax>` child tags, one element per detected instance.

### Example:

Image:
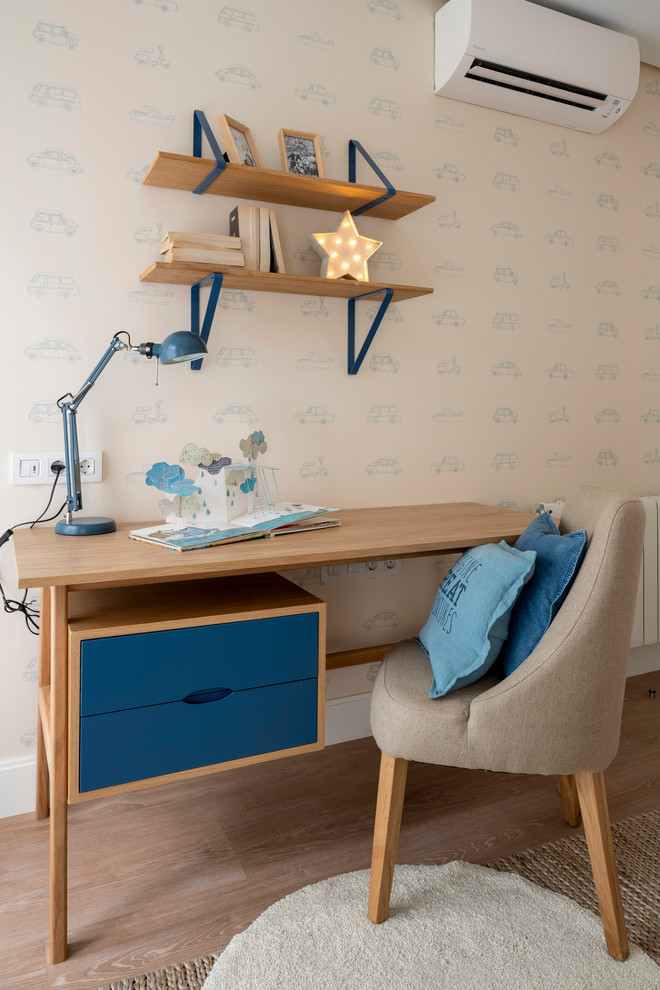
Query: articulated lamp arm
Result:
<box><xmin>55</xmin><ymin>330</ymin><xmax>207</xmax><ymax>536</ymax></box>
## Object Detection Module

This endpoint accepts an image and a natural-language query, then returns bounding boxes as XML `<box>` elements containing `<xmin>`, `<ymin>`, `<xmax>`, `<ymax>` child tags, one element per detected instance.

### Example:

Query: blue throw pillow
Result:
<box><xmin>499</xmin><ymin>512</ymin><xmax>587</xmax><ymax>677</ymax></box>
<box><xmin>416</xmin><ymin>541</ymin><xmax>536</xmax><ymax>698</ymax></box>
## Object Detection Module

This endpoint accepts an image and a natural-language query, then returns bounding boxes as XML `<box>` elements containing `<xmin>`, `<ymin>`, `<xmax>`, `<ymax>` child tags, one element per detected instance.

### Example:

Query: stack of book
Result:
<box><xmin>229</xmin><ymin>206</ymin><xmax>286</xmax><ymax>274</ymax></box>
<box><xmin>160</xmin><ymin>231</ymin><xmax>245</xmax><ymax>267</ymax></box>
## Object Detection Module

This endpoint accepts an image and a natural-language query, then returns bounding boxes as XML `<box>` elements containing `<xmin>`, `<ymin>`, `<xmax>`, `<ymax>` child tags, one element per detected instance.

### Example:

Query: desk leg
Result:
<box><xmin>36</xmin><ymin>587</ymin><xmax>51</xmax><ymax>820</ymax></box>
<box><xmin>50</xmin><ymin>585</ymin><xmax>69</xmax><ymax>964</ymax></box>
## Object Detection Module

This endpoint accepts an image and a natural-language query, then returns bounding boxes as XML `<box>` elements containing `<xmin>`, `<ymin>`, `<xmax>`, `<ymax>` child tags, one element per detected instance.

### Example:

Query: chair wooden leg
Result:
<box><xmin>557</xmin><ymin>774</ymin><xmax>581</xmax><ymax>826</ymax></box>
<box><xmin>574</xmin><ymin>771</ymin><xmax>629</xmax><ymax>961</ymax></box>
<box><xmin>367</xmin><ymin>752</ymin><xmax>408</xmax><ymax>924</ymax></box>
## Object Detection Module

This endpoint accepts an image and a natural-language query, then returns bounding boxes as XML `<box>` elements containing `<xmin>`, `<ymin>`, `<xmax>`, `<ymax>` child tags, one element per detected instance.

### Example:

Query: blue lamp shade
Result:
<box><xmin>154</xmin><ymin>331</ymin><xmax>208</xmax><ymax>364</ymax></box>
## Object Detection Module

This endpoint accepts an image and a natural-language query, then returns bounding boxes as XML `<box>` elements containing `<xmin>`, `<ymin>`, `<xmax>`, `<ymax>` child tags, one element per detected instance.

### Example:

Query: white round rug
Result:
<box><xmin>202</xmin><ymin>861</ymin><xmax>660</xmax><ymax>990</ymax></box>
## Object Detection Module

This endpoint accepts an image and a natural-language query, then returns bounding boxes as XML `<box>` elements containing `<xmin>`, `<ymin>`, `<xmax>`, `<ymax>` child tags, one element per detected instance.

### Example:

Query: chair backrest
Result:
<box><xmin>467</xmin><ymin>486</ymin><xmax>645</xmax><ymax>776</ymax></box>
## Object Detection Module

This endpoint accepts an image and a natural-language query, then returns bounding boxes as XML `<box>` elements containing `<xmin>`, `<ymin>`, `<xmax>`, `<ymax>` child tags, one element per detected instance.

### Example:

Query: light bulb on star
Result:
<box><xmin>308</xmin><ymin>211</ymin><xmax>382</xmax><ymax>281</ymax></box>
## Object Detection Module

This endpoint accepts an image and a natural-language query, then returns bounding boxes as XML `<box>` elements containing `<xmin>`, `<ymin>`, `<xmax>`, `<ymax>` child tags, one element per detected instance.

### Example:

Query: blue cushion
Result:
<box><xmin>416</xmin><ymin>541</ymin><xmax>536</xmax><ymax>698</ymax></box>
<box><xmin>499</xmin><ymin>512</ymin><xmax>587</xmax><ymax>677</ymax></box>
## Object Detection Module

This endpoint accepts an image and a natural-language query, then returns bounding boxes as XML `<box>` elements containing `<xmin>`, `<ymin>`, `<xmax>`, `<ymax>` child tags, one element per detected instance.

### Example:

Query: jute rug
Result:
<box><xmin>96</xmin><ymin>808</ymin><xmax>660</xmax><ymax>990</ymax></box>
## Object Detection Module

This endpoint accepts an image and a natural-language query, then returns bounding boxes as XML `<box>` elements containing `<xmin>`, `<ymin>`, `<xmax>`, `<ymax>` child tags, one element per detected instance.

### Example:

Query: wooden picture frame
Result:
<box><xmin>216</xmin><ymin>114</ymin><xmax>263</xmax><ymax>168</ymax></box>
<box><xmin>278</xmin><ymin>129</ymin><xmax>325</xmax><ymax>178</ymax></box>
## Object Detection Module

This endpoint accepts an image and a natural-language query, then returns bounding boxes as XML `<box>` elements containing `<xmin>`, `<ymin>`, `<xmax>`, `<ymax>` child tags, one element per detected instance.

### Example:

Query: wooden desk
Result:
<box><xmin>12</xmin><ymin>501</ymin><xmax>535</xmax><ymax>963</ymax></box>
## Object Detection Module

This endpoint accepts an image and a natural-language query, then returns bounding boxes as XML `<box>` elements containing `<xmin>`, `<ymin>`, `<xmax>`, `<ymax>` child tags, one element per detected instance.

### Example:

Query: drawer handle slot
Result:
<box><xmin>182</xmin><ymin>687</ymin><xmax>233</xmax><ymax>705</ymax></box>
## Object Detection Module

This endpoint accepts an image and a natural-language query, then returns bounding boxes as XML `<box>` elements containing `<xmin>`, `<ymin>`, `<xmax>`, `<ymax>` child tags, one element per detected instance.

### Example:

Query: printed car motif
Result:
<box><xmin>365</xmin><ymin>456</ymin><xmax>402</xmax><ymax>475</ymax></box>
<box><xmin>26</xmin><ymin>148</ymin><xmax>82</xmax><ymax>174</ymax></box>
<box><xmin>32</xmin><ymin>20</ymin><xmax>78</xmax><ymax>47</ymax></box>
<box><xmin>369</xmin><ymin>353</ymin><xmax>399</xmax><ymax>373</ymax></box>
<box><xmin>491</xmin><ymin>360</ymin><xmax>521</xmax><ymax>376</ymax></box>
<box><xmin>491</xmin><ymin>221</ymin><xmax>521</xmax><ymax>237</ymax></box>
<box><xmin>296</xmin><ymin>352</ymin><xmax>332</xmax><ymax>369</ymax></box>
<box><xmin>30</xmin><ymin>210</ymin><xmax>76</xmax><ymax>235</ymax></box>
<box><xmin>433</xmin><ymin>163</ymin><xmax>465</xmax><ymax>181</ymax></box>
<box><xmin>431</xmin><ymin>456</ymin><xmax>465</xmax><ymax>472</ymax></box>
<box><xmin>295</xmin><ymin>83</ymin><xmax>336</xmax><ymax>104</ymax></box>
<box><xmin>545</xmin><ymin>363</ymin><xmax>573</xmax><ymax>379</ymax></box>
<box><xmin>433</xmin><ymin>310</ymin><xmax>465</xmax><ymax>326</ymax></box>
<box><xmin>215</xmin><ymin>64</ymin><xmax>260</xmax><ymax>87</ymax></box>
<box><xmin>294</xmin><ymin>405</ymin><xmax>335</xmax><ymax>424</ymax></box>
<box><xmin>595</xmin><ymin>408</ymin><xmax>621</xmax><ymax>423</ymax></box>
<box><xmin>368</xmin><ymin>97</ymin><xmax>402</xmax><ymax>119</ymax></box>
<box><xmin>217</xmin><ymin>346</ymin><xmax>257</xmax><ymax>367</ymax></box>
<box><xmin>213</xmin><ymin>404</ymin><xmax>258</xmax><ymax>424</ymax></box>
<box><xmin>218</xmin><ymin>6</ymin><xmax>259</xmax><ymax>30</ymax></box>
<box><xmin>24</xmin><ymin>337</ymin><xmax>80</xmax><ymax>362</ymax></box>
<box><xmin>546</xmin><ymin>229</ymin><xmax>574</xmax><ymax>246</ymax></box>
<box><xmin>364</xmin><ymin>609</ymin><xmax>402</xmax><ymax>630</ymax></box>
<box><xmin>29</xmin><ymin>82</ymin><xmax>81</xmax><ymax>110</ymax></box>
<box><xmin>368</xmin><ymin>404</ymin><xmax>401</xmax><ymax>423</ymax></box>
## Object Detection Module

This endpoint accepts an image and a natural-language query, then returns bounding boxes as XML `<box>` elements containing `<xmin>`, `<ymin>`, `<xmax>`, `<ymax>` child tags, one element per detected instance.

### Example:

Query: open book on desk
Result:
<box><xmin>129</xmin><ymin>503</ymin><xmax>339</xmax><ymax>552</ymax></box>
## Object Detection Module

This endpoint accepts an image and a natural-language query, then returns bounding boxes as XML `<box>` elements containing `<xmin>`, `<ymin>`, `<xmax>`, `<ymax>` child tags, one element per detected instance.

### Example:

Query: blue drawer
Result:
<box><xmin>80</xmin><ymin>612</ymin><xmax>318</xmax><ymax>716</ymax></box>
<box><xmin>79</xmin><ymin>677</ymin><xmax>318</xmax><ymax>792</ymax></box>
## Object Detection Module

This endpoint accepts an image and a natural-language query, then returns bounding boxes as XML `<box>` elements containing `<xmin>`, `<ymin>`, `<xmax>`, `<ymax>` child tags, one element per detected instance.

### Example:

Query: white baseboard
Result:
<box><xmin>325</xmin><ymin>692</ymin><xmax>373</xmax><ymax>746</ymax></box>
<box><xmin>0</xmin><ymin>756</ymin><xmax>36</xmax><ymax>819</ymax></box>
<box><xmin>628</xmin><ymin>643</ymin><xmax>660</xmax><ymax>676</ymax></box>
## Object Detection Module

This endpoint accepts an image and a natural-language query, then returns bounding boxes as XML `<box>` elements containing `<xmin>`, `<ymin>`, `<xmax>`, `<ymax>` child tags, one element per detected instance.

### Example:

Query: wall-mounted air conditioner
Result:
<box><xmin>434</xmin><ymin>0</ymin><xmax>640</xmax><ymax>133</ymax></box>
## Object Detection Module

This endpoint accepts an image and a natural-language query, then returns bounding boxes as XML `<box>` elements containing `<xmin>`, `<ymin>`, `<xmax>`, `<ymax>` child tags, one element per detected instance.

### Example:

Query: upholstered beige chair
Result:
<box><xmin>367</xmin><ymin>486</ymin><xmax>645</xmax><ymax>961</ymax></box>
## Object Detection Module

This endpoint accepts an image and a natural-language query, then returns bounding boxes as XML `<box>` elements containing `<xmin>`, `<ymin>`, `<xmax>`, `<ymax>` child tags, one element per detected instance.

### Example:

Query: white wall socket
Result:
<box><xmin>321</xmin><ymin>559</ymin><xmax>402</xmax><ymax>582</ymax></box>
<box><xmin>11</xmin><ymin>451</ymin><xmax>103</xmax><ymax>486</ymax></box>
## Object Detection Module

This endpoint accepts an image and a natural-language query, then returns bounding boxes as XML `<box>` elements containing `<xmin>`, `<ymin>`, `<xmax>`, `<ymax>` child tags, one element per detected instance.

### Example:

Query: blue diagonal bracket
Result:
<box><xmin>347</xmin><ymin>287</ymin><xmax>394</xmax><ymax>375</ymax></box>
<box><xmin>348</xmin><ymin>140</ymin><xmax>396</xmax><ymax>217</ymax></box>
<box><xmin>192</xmin><ymin>109</ymin><xmax>226</xmax><ymax>195</ymax></box>
<box><xmin>190</xmin><ymin>273</ymin><xmax>224</xmax><ymax>370</ymax></box>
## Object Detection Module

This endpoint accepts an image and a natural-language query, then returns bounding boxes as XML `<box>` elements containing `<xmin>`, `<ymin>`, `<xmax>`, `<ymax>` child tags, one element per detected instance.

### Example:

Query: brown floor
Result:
<box><xmin>2</xmin><ymin>671</ymin><xmax>658</xmax><ymax>990</ymax></box>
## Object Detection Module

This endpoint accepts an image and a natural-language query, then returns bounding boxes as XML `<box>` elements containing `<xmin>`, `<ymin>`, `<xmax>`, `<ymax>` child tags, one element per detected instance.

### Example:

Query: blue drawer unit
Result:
<box><xmin>70</xmin><ymin>577</ymin><xmax>325</xmax><ymax>798</ymax></box>
<box><xmin>79</xmin><ymin>613</ymin><xmax>319</xmax><ymax>715</ymax></box>
<box><xmin>79</xmin><ymin>677</ymin><xmax>318</xmax><ymax>792</ymax></box>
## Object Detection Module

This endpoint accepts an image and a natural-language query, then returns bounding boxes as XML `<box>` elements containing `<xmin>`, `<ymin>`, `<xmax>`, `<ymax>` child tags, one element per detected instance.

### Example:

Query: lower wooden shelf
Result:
<box><xmin>139</xmin><ymin>262</ymin><xmax>433</xmax><ymax>303</ymax></box>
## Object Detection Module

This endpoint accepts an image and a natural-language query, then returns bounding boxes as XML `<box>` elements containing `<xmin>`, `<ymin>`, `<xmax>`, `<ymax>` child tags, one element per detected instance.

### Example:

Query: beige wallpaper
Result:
<box><xmin>2</xmin><ymin>0</ymin><xmax>660</xmax><ymax>769</ymax></box>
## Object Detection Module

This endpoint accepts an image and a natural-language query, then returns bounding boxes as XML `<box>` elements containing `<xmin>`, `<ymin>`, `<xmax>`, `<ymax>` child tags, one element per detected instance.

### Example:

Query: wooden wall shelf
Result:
<box><xmin>143</xmin><ymin>152</ymin><xmax>435</xmax><ymax>221</ymax></box>
<box><xmin>140</xmin><ymin>262</ymin><xmax>433</xmax><ymax>304</ymax></box>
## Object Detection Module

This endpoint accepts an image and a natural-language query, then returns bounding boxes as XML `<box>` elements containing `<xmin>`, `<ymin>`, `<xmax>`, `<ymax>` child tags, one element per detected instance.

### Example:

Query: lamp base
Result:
<box><xmin>55</xmin><ymin>516</ymin><xmax>117</xmax><ymax>536</ymax></box>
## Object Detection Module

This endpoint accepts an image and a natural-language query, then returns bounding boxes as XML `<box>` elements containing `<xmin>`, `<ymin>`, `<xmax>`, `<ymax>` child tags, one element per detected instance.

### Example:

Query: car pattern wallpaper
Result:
<box><xmin>3</xmin><ymin>0</ymin><xmax>660</xmax><ymax>764</ymax></box>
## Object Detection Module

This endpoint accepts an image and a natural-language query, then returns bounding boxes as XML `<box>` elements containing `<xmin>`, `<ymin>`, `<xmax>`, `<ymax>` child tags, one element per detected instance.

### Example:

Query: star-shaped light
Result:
<box><xmin>308</xmin><ymin>211</ymin><xmax>382</xmax><ymax>281</ymax></box>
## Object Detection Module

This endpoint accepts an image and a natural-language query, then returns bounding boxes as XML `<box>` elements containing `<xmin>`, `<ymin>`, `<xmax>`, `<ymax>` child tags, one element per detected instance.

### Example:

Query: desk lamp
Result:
<box><xmin>55</xmin><ymin>330</ymin><xmax>208</xmax><ymax>536</ymax></box>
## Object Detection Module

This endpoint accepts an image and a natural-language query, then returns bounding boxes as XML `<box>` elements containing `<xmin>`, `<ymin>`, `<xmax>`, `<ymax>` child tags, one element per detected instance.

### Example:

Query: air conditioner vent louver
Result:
<box><xmin>465</xmin><ymin>58</ymin><xmax>607</xmax><ymax>112</ymax></box>
<box><xmin>434</xmin><ymin>0</ymin><xmax>640</xmax><ymax>134</ymax></box>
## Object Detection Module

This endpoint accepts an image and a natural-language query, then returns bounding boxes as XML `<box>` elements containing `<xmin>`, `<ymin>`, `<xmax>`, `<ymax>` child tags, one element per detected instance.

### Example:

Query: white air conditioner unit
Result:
<box><xmin>434</xmin><ymin>0</ymin><xmax>640</xmax><ymax>133</ymax></box>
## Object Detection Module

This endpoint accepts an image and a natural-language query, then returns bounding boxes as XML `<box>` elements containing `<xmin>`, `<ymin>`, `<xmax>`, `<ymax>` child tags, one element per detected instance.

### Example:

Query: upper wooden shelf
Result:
<box><xmin>139</xmin><ymin>262</ymin><xmax>433</xmax><ymax>303</ymax></box>
<box><xmin>142</xmin><ymin>152</ymin><xmax>435</xmax><ymax>221</ymax></box>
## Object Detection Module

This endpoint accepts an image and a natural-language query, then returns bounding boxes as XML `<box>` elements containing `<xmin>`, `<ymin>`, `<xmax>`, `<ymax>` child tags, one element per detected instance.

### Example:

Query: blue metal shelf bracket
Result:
<box><xmin>192</xmin><ymin>110</ymin><xmax>226</xmax><ymax>194</ymax></box>
<box><xmin>347</xmin><ymin>287</ymin><xmax>394</xmax><ymax>375</ymax></box>
<box><xmin>190</xmin><ymin>273</ymin><xmax>224</xmax><ymax>370</ymax></box>
<box><xmin>348</xmin><ymin>140</ymin><xmax>396</xmax><ymax>217</ymax></box>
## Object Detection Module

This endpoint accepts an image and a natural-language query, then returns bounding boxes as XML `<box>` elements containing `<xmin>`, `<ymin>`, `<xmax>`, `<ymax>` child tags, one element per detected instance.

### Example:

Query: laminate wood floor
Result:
<box><xmin>2</xmin><ymin>672</ymin><xmax>658</xmax><ymax>990</ymax></box>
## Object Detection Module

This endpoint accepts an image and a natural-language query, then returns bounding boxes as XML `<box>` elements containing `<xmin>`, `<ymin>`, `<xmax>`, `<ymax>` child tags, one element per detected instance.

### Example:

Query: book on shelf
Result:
<box><xmin>160</xmin><ymin>246</ymin><xmax>245</xmax><ymax>266</ymax></box>
<box><xmin>229</xmin><ymin>205</ymin><xmax>284</xmax><ymax>273</ymax></box>
<box><xmin>259</xmin><ymin>208</ymin><xmax>271</xmax><ymax>273</ymax></box>
<box><xmin>160</xmin><ymin>231</ymin><xmax>241</xmax><ymax>250</ymax></box>
<box><xmin>269</xmin><ymin>209</ymin><xmax>286</xmax><ymax>274</ymax></box>
<box><xmin>129</xmin><ymin>504</ymin><xmax>339</xmax><ymax>552</ymax></box>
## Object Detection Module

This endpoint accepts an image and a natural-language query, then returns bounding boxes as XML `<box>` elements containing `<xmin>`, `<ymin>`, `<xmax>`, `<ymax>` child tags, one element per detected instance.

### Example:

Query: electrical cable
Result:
<box><xmin>0</xmin><ymin>463</ymin><xmax>67</xmax><ymax>635</ymax></box>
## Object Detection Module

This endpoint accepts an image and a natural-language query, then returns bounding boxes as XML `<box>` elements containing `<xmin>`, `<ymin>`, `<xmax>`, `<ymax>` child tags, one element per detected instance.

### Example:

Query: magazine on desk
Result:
<box><xmin>129</xmin><ymin>503</ymin><xmax>340</xmax><ymax>552</ymax></box>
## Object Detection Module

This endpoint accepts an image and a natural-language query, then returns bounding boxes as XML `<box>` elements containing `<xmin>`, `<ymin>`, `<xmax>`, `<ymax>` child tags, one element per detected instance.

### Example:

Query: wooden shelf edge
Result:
<box><xmin>138</xmin><ymin>262</ymin><xmax>433</xmax><ymax>303</ymax></box>
<box><xmin>142</xmin><ymin>152</ymin><xmax>435</xmax><ymax>220</ymax></box>
<box><xmin>326</xmin><ymin>643</ymin><xmax>396</xmax><ymax>670</ymax></box>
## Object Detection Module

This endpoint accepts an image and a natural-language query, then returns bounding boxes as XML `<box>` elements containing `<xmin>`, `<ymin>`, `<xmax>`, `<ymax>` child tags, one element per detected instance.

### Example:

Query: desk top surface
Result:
<box><xmin>12</xmin><ymin>502</ymin><xmax>536</xmax><ymax>590</ymax></box>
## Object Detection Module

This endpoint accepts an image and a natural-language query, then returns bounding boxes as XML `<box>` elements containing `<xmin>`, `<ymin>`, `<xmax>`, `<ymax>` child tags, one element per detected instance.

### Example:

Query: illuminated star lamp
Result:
<box><xmin>55</xmin><ymin>330</ymin><xmax>208</xmax><ymax>536</ymax></box>
<box><xmin>308</xmin><ymin>211</ymin><xmax>382</xmax><ymax>281</ymax></box>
